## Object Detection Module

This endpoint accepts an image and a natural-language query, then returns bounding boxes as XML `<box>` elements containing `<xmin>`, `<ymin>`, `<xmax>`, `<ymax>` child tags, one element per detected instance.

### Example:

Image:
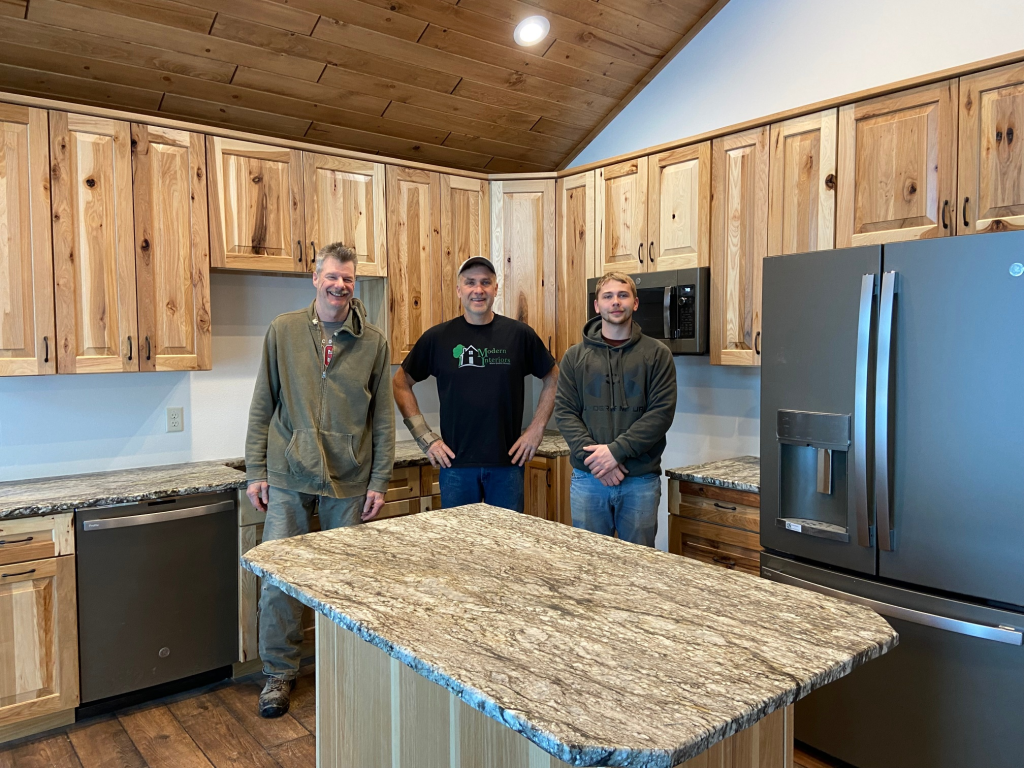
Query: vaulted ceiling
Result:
<box><xmin>0</xmin><ymin>0</ymin><xmax>725</xmax><ymax>172</ymax></box>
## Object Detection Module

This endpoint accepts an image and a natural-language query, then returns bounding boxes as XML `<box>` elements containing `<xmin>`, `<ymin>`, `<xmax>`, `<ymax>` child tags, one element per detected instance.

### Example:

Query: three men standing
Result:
<box><xmin>393</xmin><ymin>257</ymin><xmax>558</xmax><ymax>512</ymax></box>
<box><xmin>245</xmin><ymin>243</ymin><xmax>394</xmax><ymax>718</ymax></box>
<box><xmin>555</xmin><ymin>272</ymin><xmax>677</xmax><ymax>546</ymax></box>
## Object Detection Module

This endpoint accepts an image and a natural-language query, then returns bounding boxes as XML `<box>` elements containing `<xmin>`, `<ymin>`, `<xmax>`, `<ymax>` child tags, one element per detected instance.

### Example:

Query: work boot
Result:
<box><xmin>258</xmin><ymin>676</ymin><xmax>294</xmax><ymax>718</ymax></box>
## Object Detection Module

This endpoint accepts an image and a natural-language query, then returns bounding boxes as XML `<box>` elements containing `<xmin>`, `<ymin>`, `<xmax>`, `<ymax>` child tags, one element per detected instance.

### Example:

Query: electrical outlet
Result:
<box><xmin>166</xmin><ymin>407</ymin><xmax>184</xmax><ymax>433</ymax></box>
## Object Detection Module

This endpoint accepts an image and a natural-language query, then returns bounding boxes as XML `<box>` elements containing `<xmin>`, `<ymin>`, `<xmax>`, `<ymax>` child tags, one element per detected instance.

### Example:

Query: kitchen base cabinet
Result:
<box><xmin>525</xmin><ymin>456</ymin><xmax>572</xmax><ymax>525</ymax></box>
<box><xmin>668</xmin><ymin>480</ymin><xmax>762</xmax><ymax>576</ymax></box>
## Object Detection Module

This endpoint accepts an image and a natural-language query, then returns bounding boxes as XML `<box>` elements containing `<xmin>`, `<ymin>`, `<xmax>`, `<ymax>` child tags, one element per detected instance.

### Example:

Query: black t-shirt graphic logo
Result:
<box><xmin>454</xmin><ymin>344</ymin><xmax>484</xmax><ymax>368</ymax></box>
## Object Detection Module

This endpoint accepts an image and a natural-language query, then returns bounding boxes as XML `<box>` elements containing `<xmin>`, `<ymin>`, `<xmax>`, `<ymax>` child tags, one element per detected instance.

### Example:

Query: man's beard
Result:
<box><xmin>600</xmin><ymin>308</ymin><xmax>632</xmax><ymax>325</ymax></box>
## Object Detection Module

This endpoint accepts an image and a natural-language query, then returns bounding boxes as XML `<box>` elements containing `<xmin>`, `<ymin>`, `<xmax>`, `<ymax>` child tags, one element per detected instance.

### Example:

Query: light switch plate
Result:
<box><xmin>166</xmin><ymin>407</ymin><xmax>184</xmax><ymax>433</ymax></box>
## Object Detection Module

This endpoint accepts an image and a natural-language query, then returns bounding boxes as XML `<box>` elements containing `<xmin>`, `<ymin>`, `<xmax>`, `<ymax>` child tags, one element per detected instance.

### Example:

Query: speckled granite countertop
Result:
<box><xmin>666</xmin><ymin>456</ymin><xmax>760</xmax><ymax>494</ymax></box>
<box><xmin>243</xmin><ymin>505</ymin><xmax>896</xmax><ymax>768</ymax></box>
<box><xmin>0</xmin><ymin>460</ymin><xmax>247</xmax><ymax>520</ymax></box>
<box><xmin>394</xmin><ymin>430</ymin><xmax>570</xmax><ymax>468</ymax></box>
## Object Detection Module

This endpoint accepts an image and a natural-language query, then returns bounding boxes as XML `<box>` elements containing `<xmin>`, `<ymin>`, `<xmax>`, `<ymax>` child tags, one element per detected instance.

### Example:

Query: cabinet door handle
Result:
<box><xmin>0</xmin><ymin>537</ymin><xmax>33</xmax><ymax>546</ymax></box>
<box><xmin>941</xmin><ymin>199</ymin><xmax>949</xmax><ymax>230</ymax></box>
<box><xmin>145</xmin><ymin>335</ymin><xmax>151</xmax><ymax>361</ymax></box>
<box><xmin>711</xmin><ymin>556</ymin><xmax>736</xmax><ymax>568</ymax></box>
<box><xmin>754</xmin><ymin>331</ymin><xmax>761</xmax><ymax>355</ymax></box>
<box><xmin>963</xmin><ymin>197</ymin><xmax>970</xmax><ymax>228</ymax></box>
<box><xmin>43</xmin><ymin>336</ymin><xmax>49</xmax><ymax>363</ymax></box>
<box><xmin>297</xmin><ymin>239</ymin><xmax>303</xmax><ymax>264</ymax></box>
<box><xmin>638</xmin><ymin>242</ymin><xmax>644</xmax><ymax>264</ymax></box>
<box><xmin>127</xmin><ymin>335</ymin><xmax>133</xmax><ymax>361</ymax></box>
<box><xmin>1</xmin><ymin>569</ymin><xmax>35</xmax><ymax>579</ymax></box>
<box><xmin>311</xmin><ymin>240</ymin><xmax>317</xmax><ymax>258</ymax></box>
<box><xmin>713</xmin><ymin>503</ymin><xmax>737</xmax><ymax>511</ymax></box>
<box><xmin>649</xmin><ymin>240</ymin><xmax>654</xmax><ymax>266</ymax></box>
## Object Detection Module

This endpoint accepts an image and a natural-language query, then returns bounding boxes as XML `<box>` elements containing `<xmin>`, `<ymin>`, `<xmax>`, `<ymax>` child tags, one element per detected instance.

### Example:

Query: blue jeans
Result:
<box><xmin>570</xmin><ymin>469</ymin><xmax>661</xmax><ymax>546</ymax></box>
<box><xmin>439</xmin><ymin>465</ymin><xmax>525</xmax><ymax>513</ymax></box>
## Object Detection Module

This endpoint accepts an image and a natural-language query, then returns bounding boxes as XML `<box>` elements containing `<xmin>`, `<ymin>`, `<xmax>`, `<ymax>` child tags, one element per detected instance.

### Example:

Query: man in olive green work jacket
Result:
<box><xmin>244</xmin><ymin>243</ymin><xmax>395</xmax><ymax>719</ymax></box>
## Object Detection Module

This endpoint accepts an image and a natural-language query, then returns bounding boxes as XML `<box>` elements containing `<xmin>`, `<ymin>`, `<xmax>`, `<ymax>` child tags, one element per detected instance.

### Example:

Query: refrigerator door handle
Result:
<box><xmin>853</xmin><ymin>274</ymin><xmax>876</xmax><ymax>547</ymax></box>
<box><xmin>875</xmin><ymin>272</ymin><xmax>898</xmax><ymax>551</ymax></box>
<box><xmin>762</xmin><ymin>568</ymin><xmax>1024</xmax><ymax>646</ymax></box>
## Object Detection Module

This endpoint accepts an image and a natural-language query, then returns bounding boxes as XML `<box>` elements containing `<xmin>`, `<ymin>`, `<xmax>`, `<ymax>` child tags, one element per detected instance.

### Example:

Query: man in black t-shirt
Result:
<box><xmin>393</xmin><ymin>257</ymin><xmax>558</xmax><ymax>512</ymax></box>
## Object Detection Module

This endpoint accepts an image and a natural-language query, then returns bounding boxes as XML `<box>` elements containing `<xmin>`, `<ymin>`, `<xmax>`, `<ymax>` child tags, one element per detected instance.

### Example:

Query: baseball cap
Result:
<box><xmin>458</xmin><ymin>256</ymin><xmax>496</xmax><ymax>275</ymax></box>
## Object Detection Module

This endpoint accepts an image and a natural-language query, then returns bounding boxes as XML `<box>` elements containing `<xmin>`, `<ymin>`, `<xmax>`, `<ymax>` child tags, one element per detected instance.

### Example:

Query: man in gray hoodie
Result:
<box><xmin>555</xmin><ymin>271</ymin><xmax>676</xmax><ymax>546</ymax></box>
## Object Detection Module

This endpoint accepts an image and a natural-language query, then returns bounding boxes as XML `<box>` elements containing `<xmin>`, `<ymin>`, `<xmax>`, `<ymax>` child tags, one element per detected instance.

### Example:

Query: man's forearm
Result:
<box><xmin>392</xmin><ymin>367</ymin><xmax>422</xmax><ymax>419</ymax></box>
<box><xmin>526</xmin><ymin>365</ymin><xmax>559</xmax><ymax>433</ymax></box>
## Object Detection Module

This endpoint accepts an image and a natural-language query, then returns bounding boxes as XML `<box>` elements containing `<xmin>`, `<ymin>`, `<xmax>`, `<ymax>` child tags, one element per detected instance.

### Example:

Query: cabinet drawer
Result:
<box><xmin>385</xmin><ymin>466</ymin><xmax>422</xmax><ymax>502</ymax></box>
<box><xmin>668</xmin><ymin>515</ymin><xmax>761</xmax><ymax>575</ymax></box>
<box><xmin>237</xmin><ymin>488</ymin><xmax>266</xmax><ymax>527</ymax></box>
<box><xmin>0</xmin><ymin>515</ymin><xmax>74</xmax><ymax>566</ymax></box>
<box><xmin>420</xmin><ymin>465</ymin><xmax>440</xmax><ymax>496</ymax></box>
<box><xmin>676</xmin><ymin>480</ymin><xmax>760</xmax><ymax>508</ymax></box>
<box><xmin>375</xmin><ymin>499</ymin><xmax>421</xmax><ymax>521</ymax></box>
<box><xmin>669</xmin><ymin>515</ymin><xmax>761</xmax><ymax>551</ymax></box>
<box><xmin>675</xmin><ymin>494</ymin><xmax>760</xmax><ymax>533</ymax></box>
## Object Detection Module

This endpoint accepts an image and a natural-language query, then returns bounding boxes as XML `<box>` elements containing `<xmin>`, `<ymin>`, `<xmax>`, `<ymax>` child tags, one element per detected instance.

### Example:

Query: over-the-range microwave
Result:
<box><xmin>587</xmin><ymin>267</ymin><xmax>709</xmax><ymax>355</ymax></box>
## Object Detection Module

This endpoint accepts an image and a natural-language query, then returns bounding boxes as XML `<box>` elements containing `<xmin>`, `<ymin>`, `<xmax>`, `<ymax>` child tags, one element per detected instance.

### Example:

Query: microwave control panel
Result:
<box><xmin>678</xmin><ymin>285</ymin><xmax>696</xmax><ymax>339</ymax></box>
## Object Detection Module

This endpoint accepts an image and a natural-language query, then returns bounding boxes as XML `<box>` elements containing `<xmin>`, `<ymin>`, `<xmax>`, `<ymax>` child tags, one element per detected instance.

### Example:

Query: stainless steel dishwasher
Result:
<box><xmin>76</xmin><ymin>491</ymin><xmax>238</xmax><ymax>704</ymax></box>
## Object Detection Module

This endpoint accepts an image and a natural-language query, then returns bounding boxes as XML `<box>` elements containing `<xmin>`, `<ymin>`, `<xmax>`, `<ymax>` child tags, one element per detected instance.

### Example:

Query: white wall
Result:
<box><xmin>572</xmin><ymin>0</ymin><xmax>1024</xmax><ymax>168</ymax></box>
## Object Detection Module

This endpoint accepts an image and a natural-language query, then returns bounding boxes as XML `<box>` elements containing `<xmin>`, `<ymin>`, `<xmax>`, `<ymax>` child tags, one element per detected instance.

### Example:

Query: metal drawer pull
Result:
<box><xmin>2</xmin><ymin>569</ymin><xmax>36</xmax><ymax>578</ymax></box>
<box><xmin>713</xmin><ymin>503</ymin><xmax>737</xmax><ymax>511</ymax></box>
<box><xmin>0</xmin><ymin>537</ymin><xmax>34</xmax><ymax>546</ymax></box>
<box><xmin>763</xmin><ymin>568</ymin><xmax>1023</xmax><ymax>646</ymax></box>
<box><xmin>82</xmin><ymin>501</ymin><xmax>234</xmax><ymax>531</ymax></box>
<box><xmin>712</xmin><ymin>556</ymin><xmax>736</xmax><ymax>568</ymax></box>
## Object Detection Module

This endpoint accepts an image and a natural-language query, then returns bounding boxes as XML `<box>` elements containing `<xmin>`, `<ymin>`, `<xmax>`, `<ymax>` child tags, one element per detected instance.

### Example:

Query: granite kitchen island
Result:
<box><xmin>242</xmin><ymin>505</ymin><xmax>897</xmax><ymax>768</ymax></box>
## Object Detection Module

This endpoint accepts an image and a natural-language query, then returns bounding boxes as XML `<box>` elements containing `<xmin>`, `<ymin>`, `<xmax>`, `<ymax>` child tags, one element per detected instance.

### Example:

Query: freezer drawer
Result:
<box><xmin>762</xmin><ymin>554</ymin><xmax>1024</xmax><ymax>768</ymax></box>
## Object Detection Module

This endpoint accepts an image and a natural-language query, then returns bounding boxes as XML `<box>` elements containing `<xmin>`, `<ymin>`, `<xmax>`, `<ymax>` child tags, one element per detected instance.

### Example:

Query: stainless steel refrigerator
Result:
<box><xmin>759</xmin><ymin>232</ymin><xmax>1024</xmax><ymax>768</ymax></box>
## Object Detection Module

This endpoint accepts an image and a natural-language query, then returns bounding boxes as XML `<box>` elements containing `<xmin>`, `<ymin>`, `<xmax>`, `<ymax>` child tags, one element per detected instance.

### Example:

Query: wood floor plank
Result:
<box><xmin>168</xmin><ymin>692</ymin><xmax>280</xmax><ymax>768</ymax></box>
<box><xmin>214</xmin><ymin>682</ymin><xmax>309</xmax><ymax>749</ymax></box>
<box><xmin>289</xmin><ymin>673</ymin><xmax>316</xmax><ymax>735</ymax></box>
<box><xmin>118</xmin><ymin>706</ymin><xmax>215</xmax><ymax>768</ymax></box>
<box><xmin>795</xmin><ymin>749</ymin><xmax>841</xmax><ymax>768</ymax></box>
<box><xmin>267</xmin><ymin>735</ymin><xmax>316</xmax><ymax>768</ymax></box>
<box><xmin>0</xmin><ymin>734</ymin><xmax>83</xmax><ymax>768</ymax></box>
<box><xmin>67</xmin><ymin>717</ymin><xmax>145</xmax><ymax>768</ymax></box>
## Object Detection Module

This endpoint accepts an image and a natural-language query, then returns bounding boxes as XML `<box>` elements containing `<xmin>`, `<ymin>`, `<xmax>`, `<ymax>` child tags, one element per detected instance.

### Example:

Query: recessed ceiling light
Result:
<box><xmin>513</xmin><ymin>15</ymin><xmax>550</xmax><ymax>47</ymax></box>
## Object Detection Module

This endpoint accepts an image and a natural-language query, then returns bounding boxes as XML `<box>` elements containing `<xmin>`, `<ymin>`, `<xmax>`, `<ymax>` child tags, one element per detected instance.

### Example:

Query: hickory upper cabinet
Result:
<box><xmin>556</xmin><ymin>171</ymin><xmax>595</xmax><ymax>360</ymax></box>
<box><xmin>958</xmin><ymin>62</ymin><xmax>1024</xmax><ymax>235</ymax></box>
<box><xmin>837</xmin><ymin>80</ymin><xmax>958</xmax><ymax>247</ymax></box>
<box><xmin>303</xmin><ymin>154</ymin><xmax>386</xmax><ymax>277</ymax></box>
<box><xmin>387</xmin><ymin>166</ymin><xmax>442</xmax><ymax>365</ymax></box>
<box><xmin>491</xmin><ymin>179</ymin><xmax>556</xmax><ymax>357</ymax></box>
<box><xmin>647</xmin><ymin>143</ymin><xmax>712</xmax><ymax>271</ymax></box>
<box><xmin>768</xmin><ymin>110</ymin><xmax>838</xmax><ymax>256</ymax></box>
<box><xmin>710</xmin><ymin>126</ymin><xmax>769</xmax><ymax>367</ymax></box>
<box><xmin>440</xmin><ymin>175</ymin><xmax>490</xmax><ymax>323</ymax></box>
<box><xmin>0</xmin><ymin>104</ymin><xmax>55</xmax><ymax>377</ymax></box>
<box><xmin>596</xmin><ymin>158</ymin><xmax>648</xmax><ymax>274</ymax></box>
<box><xmin>207</xmin><ymin>136</ymin><xmax>305</xmax><ymax>273</ymax></box>
<box><xmin>50</xmin><ymin>112</ymin><xmax>139</xmax><ymax>374</ymax></box>
<box><xmin>131</xmin><ymin>125</ymin><xmax>212</xmax><ymax>372</ymax></box>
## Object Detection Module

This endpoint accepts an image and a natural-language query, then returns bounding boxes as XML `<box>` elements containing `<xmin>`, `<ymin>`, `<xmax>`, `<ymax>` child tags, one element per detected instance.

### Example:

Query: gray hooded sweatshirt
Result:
<box><xmin>555</xmin><ymin>316</ymin><xmax>677</xmax><ymax>477</ymax></box>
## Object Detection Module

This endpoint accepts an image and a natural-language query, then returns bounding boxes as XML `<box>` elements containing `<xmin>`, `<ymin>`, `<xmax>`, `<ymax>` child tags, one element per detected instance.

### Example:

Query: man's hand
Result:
<box><xmin>246</xmin><ymin>481</ymin><xmax>269</xmax><ymax>512</ymax></box>
<box><xmin>426</xmin><ymin>439</ymin><xmax>456</xmax><ymax>468</ymax></box>
<box><xmin>597</xmin><ymin>464</ymin><xmax>628</xmax><ymax>487</ymax></box>
<box><xmin>509</xmin><ymin>424</ymin><xmax>544</xmax><ymax>467</ymax></box>
<box><xmin>362</xmin><ymin>490</ymin><xmax>386</xmax><ymax>521</ymax></box>
<box><xmin>583</xmin><ymin>444</ymin><xmax>619</xmax><ymax>478</ymax></box>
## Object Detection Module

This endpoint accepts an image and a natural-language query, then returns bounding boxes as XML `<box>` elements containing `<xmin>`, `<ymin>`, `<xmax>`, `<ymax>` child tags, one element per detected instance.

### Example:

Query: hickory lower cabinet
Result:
<box><xmin>524</xmin><ymin>456</ymin><xmax>572</xmax><ymax>525</ymax></box>
<box><xmin>668</xmin><ymin>480</ymin><xmax>762</xmax><ymax>576</ymax></box>
<box><xmin>0</xmin><ymin>514</ymin><xmax>79</xmax><ymax>743</ymax></box>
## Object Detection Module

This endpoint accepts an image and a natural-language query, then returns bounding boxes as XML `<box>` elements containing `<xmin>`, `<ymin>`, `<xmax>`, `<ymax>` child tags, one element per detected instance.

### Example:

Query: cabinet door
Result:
<box><xmin>0</xmin><ymin>104</ymin><xmax>54</xmax><ymax>377</ymax></box>
<box><xmin>303</xmin><ymin>153</ymin><xmax>386</xmax><ymax>276</ymax></box>
<box><xmin>648</xmin><ymin>142</ymin><xmax>711</xmax><ymax>271</ymax></box>
<box><xmin>524</xmin><ymin>458</ymin><xmax>555</xmax><ymax>521</ymax></box>
<box><xmin>556</xmin><ymin>171</ymin><xmax>595</xmax><ymax>360</ymax></box>
<box><xmin>0</xmin><ymin>556</ymin><xmax>79</xmax><ymax>727</ymax></box>
<box><xmin>387</xmin><ymin>166</ymin><xmax>441</xmax><ymax>365</ymax></box>
<box><xmin>958</xmin><ymin>62</ymin><xmax>1024</xmax><ymax>235</ymax></box>
<box><xmin>207</xmin><ymin>136</ymin><xmax>304</xmax><ymax>272</ymax></box>
<box><xmin>131</xmin><ymin>125</ymin><xmax>212</xmax><ymax>372</ymax></box>
<box><xmin>768</xmin><ymin>109</ymin><xmax>838</xmax><ymax>256</ymax></box>
<box><xmin>596</xmin><ymin>158</ymin><xmax>648</xmax><ymax>274</ymax></box>
<box><xmin>491</xmin><ymin>179</ymin><xmax>556</xmax><ymax>356</ymax></box>
<box><xmin>440</xmin><ymin>175</ymin><xmax>490</xmax><ymax>322</ymax></box>
<box><xmin>50</xmin><ymin>112</ymin><xmax>138</xmax><ymax>374</ymax></box>
<box><xmin>837</xmin><ymin>80</ymin><xmax>958</xmax><ymax>247</ymax></box>
<box><xmin>710</xmin><ymin>126</ymin><xmax>769</xmax><ymax>366</ymax></box>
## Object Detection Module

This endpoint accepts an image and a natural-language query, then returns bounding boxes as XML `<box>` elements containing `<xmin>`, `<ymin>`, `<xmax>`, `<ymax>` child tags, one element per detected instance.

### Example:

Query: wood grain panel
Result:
<box><xmin>63</xmin><ymin>0</ymin><xmax>217</xmax><ymax>35</ymax></box>
<box><xmin>837</xmin><ymin>80</ymin><xmax>958</xmax><ymax>246</ymax></box>
<box><xmin>302</xmin><ymin>153</ymin><xmax>386</xmax><ymax>277</ymax></box>
<box><xmin>958</xmin><ymin>61</ymin><xmax>1024</xmax><ymax>234</ymax></box>
<box><xmin>0</xmin><ymin>514</ymin><xmax>74</xmax><ymax>567</ymax></box>
<box><xmin>710</xmin><ymin>126</ymin><xmax>768</xmax><ymax>367</ymax></box>
<box><xmin>306</xmin><ymin>123</ymin><xmax>492</xmax><ymax>171</ymax></box>
<box><xmin>50</xmin><ymin>111</ymin><xmax>138</xmax><ymax>374</ymax></box>
<box><xmin>648</xmin><ymin>141</ymin><xmax>711</xmax><ymax>271</ymax></box>
<box><xmin>440</xmin><ymin>174</ymin><xmax>490</xmax><ymax>322</ymax></box>
<box><xmin>674</xmin><ymin>494</ymin><xmax>760</xmax><ymax>533</ymax></box>
<box><xmin>596</xmin><ymin>157</ymin><xmax>648</xmax><ymax>273</ymax></box>
<box><xmin>768</xmin><ymin>109</ymin><xmax>837</xmax><ymax>256</ymax></box>
<box><xmin>555</xmin><ymin>171</ymin><xmax>594</xmax><ymax>359</ymax></box>
<box><xmin>386</xmin><ymin>165</ymin><xmax>442</xmax><ymax>364</ymax></box>
<box><xmin>132</xmin><ymin>125</ymin><xmax>211</xmax><ymax>372</ymax></box>
<box><xmin>0</xmin><ymin>104</ymin><xmax>54</xmax><ymax>376</ymax></box>
<box><xmin>542</xmin><ymin>39</ymin><xmax>648</xmax><ymax>86</ymax></box>
<box><xmin>117</xmin><ymin>706</ymin><xmax>215</xmax><ymax>768</ymax></box>
<box><xmin>238</xmin><ymin>523</ymin><xmax>264</xmax><ymax>665</ymax></box>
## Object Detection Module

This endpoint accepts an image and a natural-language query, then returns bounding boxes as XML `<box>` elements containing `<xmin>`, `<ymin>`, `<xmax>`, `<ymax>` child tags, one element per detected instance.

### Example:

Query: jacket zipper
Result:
<box><xmin>316</xmin><ymin>321</ymin><xmax>328</xmax><ymax>494</ymax></box>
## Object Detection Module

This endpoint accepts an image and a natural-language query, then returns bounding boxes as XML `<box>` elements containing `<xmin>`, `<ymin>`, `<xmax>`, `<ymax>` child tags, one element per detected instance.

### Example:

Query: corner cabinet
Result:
<box><xmin>0</xmin><ymin>104</ymin><xmax>55</xmax><ymax>377</ymax></box>
<box><xmin>207</xmin><ymin>136</ymin><xmax>306</xmax><ymax>273</ymax></box>
<box><xmin>556</xmin><ymin>171</ymin><xmax>595</xmax><ymax>359</ymax></box>
<box><xmin>836</xmin><ymin>80</ymin><xmax>958</xmax><ymax>246</ymax></box>
<box><xmin>710</xmin><ymin>126</ymin><xmax>769</xmax><ymax>367</ymax></box>
<box><xmin>440</xmin><ymin>174</ymin><xmax>490</xmax><ymax>323</ymax></box>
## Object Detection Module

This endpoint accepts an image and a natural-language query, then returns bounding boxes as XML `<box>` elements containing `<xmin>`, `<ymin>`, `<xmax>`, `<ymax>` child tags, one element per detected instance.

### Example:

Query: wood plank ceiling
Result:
<box><xmin>0</xmin><ymin>0</ymin><xmax>724</xmax><ymax>172</ymax></box>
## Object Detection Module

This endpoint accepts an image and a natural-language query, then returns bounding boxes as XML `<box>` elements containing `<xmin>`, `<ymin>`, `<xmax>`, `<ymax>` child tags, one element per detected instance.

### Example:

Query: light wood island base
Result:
<box><xmin>315</xmin><ymin>614</ymin><xmax>794</xmax><ymax>768</ymax></box>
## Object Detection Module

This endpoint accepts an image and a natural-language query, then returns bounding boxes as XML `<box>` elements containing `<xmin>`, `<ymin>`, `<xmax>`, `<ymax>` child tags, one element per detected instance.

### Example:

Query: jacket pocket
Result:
<box><xmin>321</xmin><ymin>431</ymin><xmax>361</xmax><ymax>481</ymax></box>
<box><xmin>284</xmin><ymin>428</ymin><xmax>323</xmax><ymax>481</ymax></box>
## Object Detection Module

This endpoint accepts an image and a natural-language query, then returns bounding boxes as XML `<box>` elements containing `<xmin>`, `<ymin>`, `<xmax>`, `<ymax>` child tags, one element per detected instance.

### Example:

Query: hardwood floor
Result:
<box><xmin>0</xmin><ymin>663</ymin><xmax>841</xmax><ymax>768</ymax></box>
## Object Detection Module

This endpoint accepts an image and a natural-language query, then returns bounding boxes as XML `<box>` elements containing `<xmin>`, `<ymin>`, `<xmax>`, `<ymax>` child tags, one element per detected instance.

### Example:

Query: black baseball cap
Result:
<box><xmin>458</xmin><ymin>256</ymin><xmax>496</xmax><ymax>275</ymax></box>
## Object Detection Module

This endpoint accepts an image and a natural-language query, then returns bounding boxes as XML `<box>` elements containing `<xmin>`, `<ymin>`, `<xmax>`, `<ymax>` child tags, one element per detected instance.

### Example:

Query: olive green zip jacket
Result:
<box><xmin>245</xmin><ymin>299</ymin><xmax>395</xmax><ymax>498</ymax></box>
